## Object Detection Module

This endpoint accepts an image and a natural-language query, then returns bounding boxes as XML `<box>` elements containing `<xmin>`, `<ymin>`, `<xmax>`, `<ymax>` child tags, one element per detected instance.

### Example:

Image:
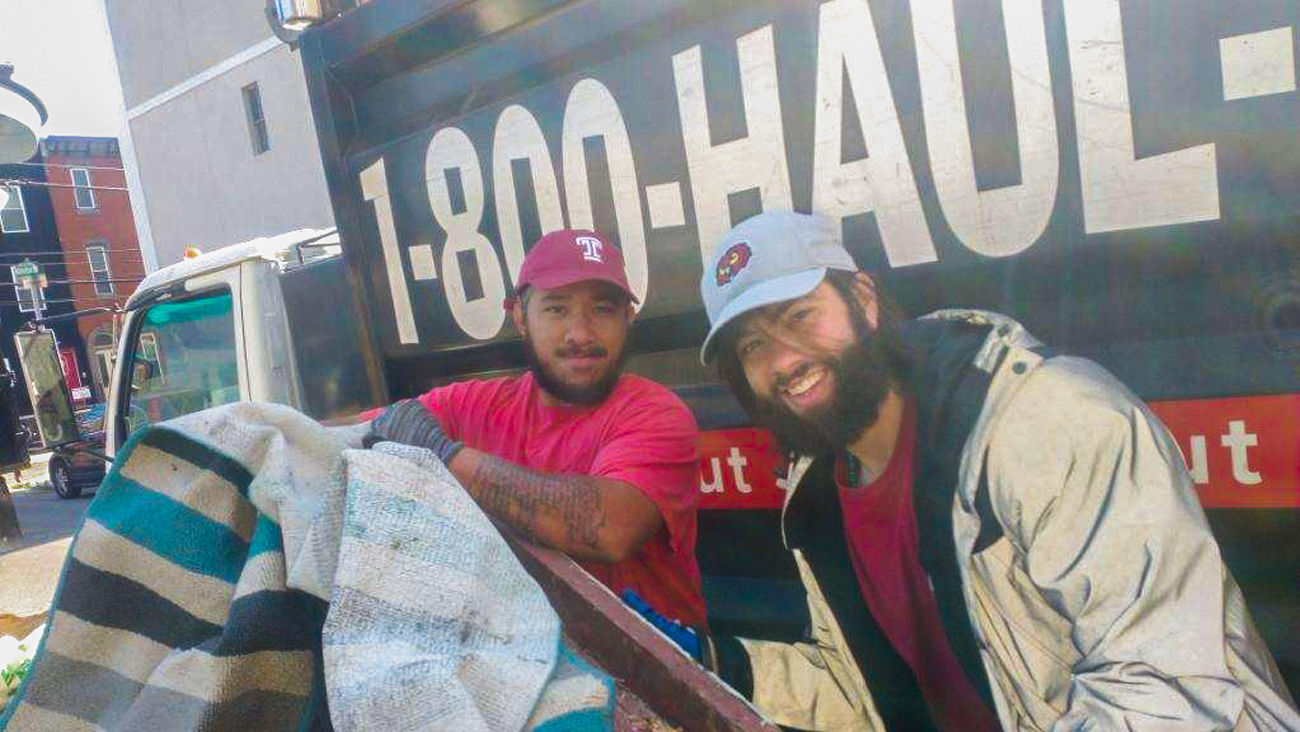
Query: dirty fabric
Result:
<box><xmin>1</xmin><ymin>402</ymin><xmax>612</xmax><ymax>731</ymax></box>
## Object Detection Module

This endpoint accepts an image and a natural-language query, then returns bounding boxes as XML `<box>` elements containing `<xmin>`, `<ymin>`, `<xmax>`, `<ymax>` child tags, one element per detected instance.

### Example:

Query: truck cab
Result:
<box><xmin>103</xmin><ymin>229</ymin><xmax>373</xmax><ymax>457</ymax></box>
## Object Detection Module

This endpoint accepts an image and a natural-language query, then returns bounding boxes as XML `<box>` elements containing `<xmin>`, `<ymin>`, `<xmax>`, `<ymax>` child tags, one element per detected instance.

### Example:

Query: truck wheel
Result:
<box><xmin>49</xmin><ymin>457</ymin><xmax>81</xmax><ymax>499</ymax></box>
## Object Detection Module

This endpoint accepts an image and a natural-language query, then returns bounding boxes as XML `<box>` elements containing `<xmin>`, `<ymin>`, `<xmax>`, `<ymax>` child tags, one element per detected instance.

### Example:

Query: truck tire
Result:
<box><xmin>49</xmin><ymin>456</ymin><xmax>81</xmax><ymax>500</ymax></box>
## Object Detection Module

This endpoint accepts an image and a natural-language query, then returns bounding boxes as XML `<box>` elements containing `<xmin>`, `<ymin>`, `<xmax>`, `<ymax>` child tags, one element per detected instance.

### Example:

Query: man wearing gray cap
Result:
<box><xmin>694</xmin><ymin>211</ymin><xmax>1298</xmax><ymax>730</ymax></box>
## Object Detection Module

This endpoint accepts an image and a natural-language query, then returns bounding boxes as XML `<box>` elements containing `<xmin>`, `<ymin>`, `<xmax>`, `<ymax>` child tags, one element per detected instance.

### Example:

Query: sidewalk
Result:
<box><xmin>0</xmin><ymin>458</ymin><xmax>91</xmax><ymax>617</ymax></box>
<box><xmin>0</xmin><ymin>537</ymin><xmax>72</xmax><ymax>617</ymax></box>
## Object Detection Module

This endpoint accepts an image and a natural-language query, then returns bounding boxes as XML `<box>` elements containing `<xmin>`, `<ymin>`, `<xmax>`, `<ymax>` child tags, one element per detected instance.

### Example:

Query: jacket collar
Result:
<box><xmin>779</xmin><ymin>310</ymin><xmax>1015</xmax><ymax>718</ymax></box>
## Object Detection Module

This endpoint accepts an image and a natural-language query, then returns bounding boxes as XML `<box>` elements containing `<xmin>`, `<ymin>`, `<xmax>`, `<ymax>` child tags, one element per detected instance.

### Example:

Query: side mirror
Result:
<box><xmin>14</xmin><ymin>329</ymin><xmax>81</xmax><ymax>447</ymax></box>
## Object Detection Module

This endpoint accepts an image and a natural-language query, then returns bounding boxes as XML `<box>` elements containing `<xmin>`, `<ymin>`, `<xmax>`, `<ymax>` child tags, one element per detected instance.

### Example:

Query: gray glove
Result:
<box><xmin>362</xmin><ymin>400</ymin><xmax>463</xmax><ymax>464</ymax></box>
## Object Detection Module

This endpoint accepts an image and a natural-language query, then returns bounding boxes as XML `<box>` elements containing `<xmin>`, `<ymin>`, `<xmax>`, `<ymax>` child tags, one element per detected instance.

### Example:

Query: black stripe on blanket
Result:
<box><xmin>19</xmin><ymin>651</ymin><xmax>143</xmax><ymax>726</ymax></box>
<box><xmin>21</xmin><ymin>651</ymin><xmax>310</xmax><ymax>730</ymax></box>
<box><xmin>207</xmin><ymin>590</ymin><xmax>328</xmax><ymax>657</ymax></box>
<box><xmin>59</xmin><ymin>559</ymin><xmax>224</xmax><ymax>648</ymax></box>
<box><xmin>140</xmin><ymin>427</ymin><xmax>255</xmax><ymax>495</ymax></box>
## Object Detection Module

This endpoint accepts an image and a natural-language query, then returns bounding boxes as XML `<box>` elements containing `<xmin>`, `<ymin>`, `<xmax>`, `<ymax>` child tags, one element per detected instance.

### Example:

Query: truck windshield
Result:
<box><xmin>123</xmin><ymin>289</ymin><xmax>239</xmax><ymax>438</ymax></box>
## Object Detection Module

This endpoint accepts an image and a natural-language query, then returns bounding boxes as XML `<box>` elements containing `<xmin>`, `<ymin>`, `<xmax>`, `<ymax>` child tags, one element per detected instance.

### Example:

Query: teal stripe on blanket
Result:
<box><xmin>248</xmin><ymin>515</ymin><xmax>283</xmax><ymax>558</ymax></box>
<box><xmin>139</xmin><ymin>426</ymin><xmax>254</xmax><ymax>496</ymax></box>
<box><xmin>90</xmin><ymin>475</ymin><xmax>249</xmax><ymax>584</ymax></box>
<box><xmin>529</xmin><ymin>644</ymin><xmax>615</xmax><ymax>732</ymax></box>
<box><xmin>533</xmin><ymin>708</ymin><xmax>614</xmax><ymax>732</ymax></box>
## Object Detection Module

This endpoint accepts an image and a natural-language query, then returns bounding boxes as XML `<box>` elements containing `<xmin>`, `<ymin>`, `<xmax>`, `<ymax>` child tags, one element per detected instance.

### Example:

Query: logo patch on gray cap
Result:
<box><xmin>714</xmin><ymin>242</ymin><xmax>753</xmax><ymax>286</ymax></box>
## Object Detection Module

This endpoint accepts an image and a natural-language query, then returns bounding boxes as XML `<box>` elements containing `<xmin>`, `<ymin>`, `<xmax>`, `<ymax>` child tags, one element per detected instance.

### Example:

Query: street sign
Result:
<box><xmin>12</xmin><ymin>260</ymin><xmax>47</xmax><ymax>307</ymax></box>
<box><xmin>11</xmin><ymin>260</ymin><xmax>39</xmax><ymax>280</ymax></box>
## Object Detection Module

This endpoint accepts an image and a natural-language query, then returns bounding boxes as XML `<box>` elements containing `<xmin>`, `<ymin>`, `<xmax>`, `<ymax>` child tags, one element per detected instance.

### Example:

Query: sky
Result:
<box><xmin>0</xmin><ymin>0</ymin><xmax>126</xmax><ymax>139</ymax></box>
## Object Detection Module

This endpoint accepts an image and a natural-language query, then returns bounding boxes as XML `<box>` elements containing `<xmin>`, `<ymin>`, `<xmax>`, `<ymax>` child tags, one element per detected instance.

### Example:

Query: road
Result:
<box><xmin>0</xmin><ymin>475</ymin><xmax>94</xmax><ymax>619</ymax></box>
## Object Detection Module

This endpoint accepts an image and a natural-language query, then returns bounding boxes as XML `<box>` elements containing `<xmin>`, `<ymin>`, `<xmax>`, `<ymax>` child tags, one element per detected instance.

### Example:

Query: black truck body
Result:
<box><xmin>297</xmin><ymin>0</ymin><xmax>1300</xmax><ymax>695</ymax></box>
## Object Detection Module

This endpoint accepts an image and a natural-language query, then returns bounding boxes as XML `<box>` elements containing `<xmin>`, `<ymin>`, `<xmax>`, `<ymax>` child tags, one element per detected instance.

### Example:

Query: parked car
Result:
<box><xmin>47</xmin><ymin>404</ymin><xmax>107</xmax><ymax>500</ymax></box>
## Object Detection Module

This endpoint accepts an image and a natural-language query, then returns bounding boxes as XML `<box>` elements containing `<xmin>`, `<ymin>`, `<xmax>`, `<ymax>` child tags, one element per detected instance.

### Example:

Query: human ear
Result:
<box><xmin>511</xmin><ymin>301</ymin><xmax>528</xmax><ymax>336</ymax></box>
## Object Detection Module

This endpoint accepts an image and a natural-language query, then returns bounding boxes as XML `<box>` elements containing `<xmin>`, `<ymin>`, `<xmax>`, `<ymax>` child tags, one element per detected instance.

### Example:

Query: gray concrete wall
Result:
<box><xmin>106</xmin><ymin>0</ymin><xmax>272</xmax><ymax>108</ymax></box>
<box><xmin>105</xmin><ymin>2</ymin><xmax>335</xmax><ymax>266</ymax></box>
<box><xmin>128</xmin><ymin>46</ymin><xmax>334</xmax><ymax>265</ymax></box>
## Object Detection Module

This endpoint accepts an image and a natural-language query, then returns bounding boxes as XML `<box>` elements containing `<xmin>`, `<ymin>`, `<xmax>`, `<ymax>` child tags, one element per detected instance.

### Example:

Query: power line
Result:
<box><xmin>1</xmin><ymin>179</ymin><xmax>131</xmax><ymax>193</ymax></box>
<box><xmin>0</xmin><ymin>259</ymin><xmax>146</xmax><ymax>268</ymax></box>
<box><xmin>0</xmin><ymin>250</ymin><xmax>146</xmax><ymax>259</ymax></box>
<box><xmin>0</xmin><ymin>298</ymin><xmax>84</xmax><ymax>307</ymax></box>
<box><xmin>6</xmin><ymin>277</ymin><xmax>142</xmax><ymax>285</ymax></box>
<box><xmin>1</xmin><ymin>160</ymin><xmax>126</xmax><ymax>172</ymax></box>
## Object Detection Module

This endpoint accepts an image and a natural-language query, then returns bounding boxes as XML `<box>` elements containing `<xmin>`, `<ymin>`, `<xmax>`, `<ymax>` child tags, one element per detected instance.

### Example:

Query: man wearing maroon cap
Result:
<box><xmin>365</xmin><ymin>229</ymin><xmax>707</xmax><ymax>629</ymax></box>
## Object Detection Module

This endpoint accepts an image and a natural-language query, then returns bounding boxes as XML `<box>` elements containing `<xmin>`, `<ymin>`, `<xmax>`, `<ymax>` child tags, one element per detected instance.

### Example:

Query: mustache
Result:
<box><xmin>774</xmin><ymin>362</ymin><xmax>817</xmax><ymax>392</ymax></box>
<box><xmin>555</xmin><ymin>344</ymin><xmax>609</xmax><ymax>359</ymax></box>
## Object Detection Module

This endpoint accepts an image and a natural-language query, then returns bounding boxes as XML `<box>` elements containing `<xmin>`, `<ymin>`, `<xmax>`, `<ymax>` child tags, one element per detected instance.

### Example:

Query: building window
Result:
<box><xmin>1</xmin><ymin>185</ymin><xmax>29</xmax><ymax>233</ymax></box>
<box><xmin>71</xmin><ymin>168</ymin><xmax>96</xmax><ymax>210</ymax></box>
<box><xmin>242</xmin><ymin>83</ymin><xmax>270</xmax><ymax>155</ymax></box>
<box><xmin>87</xmin><ymin>244</ymin><xmax>114</xmax><ymax>296</ymax></box>
<box><xmin>10</xmin><ymin>264</ymin><xmax>43</xmax><ymax>313</ymax></box>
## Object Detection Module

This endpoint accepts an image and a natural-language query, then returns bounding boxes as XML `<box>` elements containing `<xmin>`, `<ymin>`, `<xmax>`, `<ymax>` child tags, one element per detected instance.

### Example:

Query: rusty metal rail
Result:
<box><xmin>505</xmin><ymin>536</ymin><xmax>777</xmax><ymax>732</ymax></box>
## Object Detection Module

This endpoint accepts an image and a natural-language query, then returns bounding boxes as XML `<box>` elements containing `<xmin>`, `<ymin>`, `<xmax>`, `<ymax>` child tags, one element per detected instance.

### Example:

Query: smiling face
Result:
<box><xmin>724</xmin><ymin>272</ymin><xmax>907</xmax><ymax>456</ymax></box>
<box><xmin>513</xmin><ymin>279</ymin><xmax>634</xmax><ymax>406</ymax></box>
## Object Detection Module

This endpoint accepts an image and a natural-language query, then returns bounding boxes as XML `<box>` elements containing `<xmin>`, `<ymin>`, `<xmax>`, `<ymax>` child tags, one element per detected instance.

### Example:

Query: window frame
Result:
<box><xmin>70</xmin><ymin>168</ymin><xmax>97</xmax><ymax>210</ymax></box>
<box><xmin>119</xmin><ymin>288</ymin><xmax>238</xmax><ymax>441</ymax></box>
<box><xmin>86</xmin><ymin>243</ymin><xmax>114</xmax><ymax>296</ymax></box>
<box><xmin>242</xmin><ymin>83</ymin><xmax>270</xmax><ymax>155</ymax></box>
<box><xmin>1</xmin><ymin>185</ymin><xmax>30</xmax><ymax>233</ymax></box>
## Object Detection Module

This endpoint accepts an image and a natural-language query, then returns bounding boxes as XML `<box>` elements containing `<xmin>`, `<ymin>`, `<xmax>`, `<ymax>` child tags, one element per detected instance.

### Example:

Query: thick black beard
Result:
<box><xmin>751</xmin><ymin>317</ymin><xmax>897</xmax><ymax>457</ymax></box>
<box><xmin>523</xmin><ymin>336</ymin><xmax>629</xmax><ymax>406</ymax></box>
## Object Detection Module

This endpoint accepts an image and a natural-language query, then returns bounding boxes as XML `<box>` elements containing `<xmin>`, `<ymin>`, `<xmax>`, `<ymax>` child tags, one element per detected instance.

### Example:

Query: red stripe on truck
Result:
<box><xmin>697</xmin><ymin>395</ymin><xmax>1300</xmax><ymax>510</ymax></box>
<box><xmin>1148</xmin><ymin>395</ymin><xmax>1300</xmax><ymax>509</ymax></box>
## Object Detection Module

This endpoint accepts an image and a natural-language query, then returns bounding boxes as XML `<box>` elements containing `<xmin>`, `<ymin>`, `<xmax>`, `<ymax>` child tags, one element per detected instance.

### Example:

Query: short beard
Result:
<box><xmin>752</xmin><ymin>312</ymin><xmax>902</xmax><ymax>457</ymax></box>
<box><xmin>524</xmin><ymin>337</ymin><xmax>628</xmax><ymax>406</ymax></box>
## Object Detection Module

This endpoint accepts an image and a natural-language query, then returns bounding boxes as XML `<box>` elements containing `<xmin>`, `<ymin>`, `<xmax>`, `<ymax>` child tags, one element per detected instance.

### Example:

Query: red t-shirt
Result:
<box><xmin>836</xmin><ymin>402</ymin><xmax>1000</xmax><ymax>732</ymax></box>
<box><xmin>415</xmin><ymin>372</ymin><xmax>707</xmax><ymax>629</ymax></box>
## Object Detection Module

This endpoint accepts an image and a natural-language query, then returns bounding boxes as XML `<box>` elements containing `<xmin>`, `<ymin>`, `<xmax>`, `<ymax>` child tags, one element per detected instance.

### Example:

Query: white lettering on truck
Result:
<box><xmin>562</xmin><ymin>79</ymin><xmax>649</xmax><ymax>303</ymax></box>
<box><xmin>913</xmin><ymin>0</ymin><xmax>1058</xmax><ymax>257</ymax></box>
<box><xmin>359</xmin><ymin>158</ymin><xmax>420</xmax><ymax>345</ymax></box>
<box><xmin>426</xmin><ymin>126</ymin><xmax>508</xmax><ymax>340</ymax></box>
<box><xmin>673</xmin><ymin>24</ymin><xmax>794</xmax><ymax>264</ymax></box>
<box><xmin>1062</xmin><ymin>0</ymin><xmax>1220</xmax><ymax>233</ymax></box>
<box><xmin>493</xmin><ymin>104</ymin><xmax>564</xmax><ymax>285</ymax></box>
<box><xmin>1183</xmin><ymin>420</ymin><xmax>1263</xmax><ymax>486</ymax></box>
<box><xmin>363</xmin><ymin>2</ymin><xmax>1246</xmax><ymax>344</ymax></box>
<box><xmin>812</xmin><ymin>0</ymin><xmax>935</xmax><ymax>267</ymax></box>
<box><xmin>1220</xmin><ymin>419</ymin><xmax>1263</xmax><ymax>485</ymax></box>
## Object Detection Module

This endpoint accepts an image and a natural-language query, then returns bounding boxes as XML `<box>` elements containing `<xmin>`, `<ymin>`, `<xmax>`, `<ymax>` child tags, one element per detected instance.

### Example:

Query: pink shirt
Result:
<box><xmin>417</xmin><ymin>372</ymin><xmax>707</xmax><ymax>628</ymax></box>
<box><xmin>837</xmin><ymin>403</ymin><xmax>1000</xmax><ymax>731</ymax></box>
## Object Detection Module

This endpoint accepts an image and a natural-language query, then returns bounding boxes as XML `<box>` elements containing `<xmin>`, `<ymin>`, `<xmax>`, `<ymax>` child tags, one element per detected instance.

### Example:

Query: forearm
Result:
<box><xmin>448</xmin><ymin>447</ymin><xmax>652</xmax><ymax>563</ymax></box>
<box><xmin>323</xmin><ymin>413</ymin><xmax>372</xmax><ymax>427</ymax></box>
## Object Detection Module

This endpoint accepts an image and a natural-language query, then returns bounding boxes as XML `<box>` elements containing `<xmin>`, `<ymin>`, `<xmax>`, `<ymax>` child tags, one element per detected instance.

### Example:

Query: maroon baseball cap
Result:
<box><xmin>506</xmin><ymin>229</ymin><xmax>639</xmax><ymax>308</ymax></box>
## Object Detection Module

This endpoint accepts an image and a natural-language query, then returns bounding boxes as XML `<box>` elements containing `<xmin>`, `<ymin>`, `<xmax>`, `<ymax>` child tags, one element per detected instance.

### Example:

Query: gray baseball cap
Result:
<box><xmin>699</xmin><ymin>210</ymin><xmax>857</xmax><ymax>364</ymax></box>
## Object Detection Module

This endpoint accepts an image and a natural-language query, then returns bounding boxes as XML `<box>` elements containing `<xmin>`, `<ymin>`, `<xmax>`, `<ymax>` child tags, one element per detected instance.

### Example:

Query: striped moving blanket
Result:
<box><xmin>1</xmin><ymin>403</ymin><xmax>612</xmax><ymax>731</ymax></box>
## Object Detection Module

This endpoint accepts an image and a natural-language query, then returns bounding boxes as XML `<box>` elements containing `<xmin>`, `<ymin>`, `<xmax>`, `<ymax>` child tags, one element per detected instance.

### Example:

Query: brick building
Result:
<box><xmin>0</xmin><ymin>152</ymin><xmax>83</xmax><ymax>414</ymax></box>
<box><xmin>42</xmin><ymin>136</ymin><xmax>145</xmax><ymax>402</ymax></box>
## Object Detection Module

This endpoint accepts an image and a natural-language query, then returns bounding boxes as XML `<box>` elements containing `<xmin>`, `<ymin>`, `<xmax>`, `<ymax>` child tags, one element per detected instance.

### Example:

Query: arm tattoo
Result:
<box><xmin>464</xmin><ymin>454</ymin><xmax>609</xmax><ymax>554</ymax></box>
